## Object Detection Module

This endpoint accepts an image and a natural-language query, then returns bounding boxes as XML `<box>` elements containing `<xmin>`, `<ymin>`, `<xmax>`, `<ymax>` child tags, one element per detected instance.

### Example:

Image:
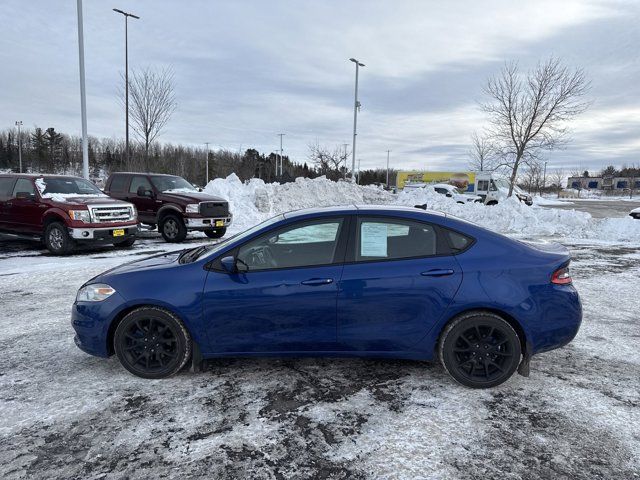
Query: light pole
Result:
<box><xmin>349</xmin><ymin>58</ymin><xmax>365</xmax><ymax>182</ymax></box>
<box><xmin>386</xmin><ymin>150</ymin><xmax>391</xmax><ymax>189</ymax></box>
<box><xmin>277</xmin><ymin>133</ymin><xmax>285</xmax><ymax>177</ymax></box>
<box><xmin>342</xmin><ymin>143</ymin><xmax>349</xmax><ymax>179</ymax></box>
<box><xmin>204</xmin><ymin>142</ymin><xmax>210</xmax><ymax>184</ymax></box>
<box><xmin>15</xmin><ymin>121</ymin><xmax>23</xmax><ymax>173</ymax></box>
<box><xmin>541</xmin><ymin>161</ymin><xmax>548</xmax><ymax>196</ymax></box>
<box><xmin>357</xmin><ymin>158</ymin><xmax>361</xmax><ymax>185</ymax></box>
<box><xmin>113</xmin><ymin>8</ymin><xmax>139</xmax><ymax>165</ymax></box>
<box><xmin>76</xmin><ymin>0</ymin><xmax>90</xmax><ymax>179</ymax></box>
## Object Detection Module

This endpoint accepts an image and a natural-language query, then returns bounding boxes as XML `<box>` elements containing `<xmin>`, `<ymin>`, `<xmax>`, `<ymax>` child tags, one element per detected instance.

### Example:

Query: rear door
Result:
<box><xmin>337</xmin><ymin>216</ymin><xmax>462</xmax><ymax>352</ymax></box>
<box><xmin>6</xmin><ymin>178</ymin><xmax>41</xmax><ymax>234</ymax></box>
<box><xmin>0</xmin><ymin>176</ymin><xmax>17</xmax><ymax>230</ymax></box>
<box><xmin>202</xmin><ymin>216</ymin><xmax>349</xmax><ymax>353</ymax></box>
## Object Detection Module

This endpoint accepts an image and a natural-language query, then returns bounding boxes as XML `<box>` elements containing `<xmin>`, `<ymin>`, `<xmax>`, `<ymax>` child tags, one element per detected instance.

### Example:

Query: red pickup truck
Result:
<box><xmin>0</xmin><ymin>174</ymin><xmax>138</xmax><ymax>255</ymax></box>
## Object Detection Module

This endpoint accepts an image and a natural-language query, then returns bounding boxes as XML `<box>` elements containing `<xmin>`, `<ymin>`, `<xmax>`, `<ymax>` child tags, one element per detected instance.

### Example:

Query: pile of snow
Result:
<box><xmin>205</xmin><ymin>175</ymin><xmax>640</xmax><ymax>243</ymax></box>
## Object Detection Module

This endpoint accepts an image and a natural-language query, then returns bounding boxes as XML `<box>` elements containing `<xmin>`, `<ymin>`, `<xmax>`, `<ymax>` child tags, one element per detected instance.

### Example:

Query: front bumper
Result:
<box><xmin>71</xmin><ymin>292</ymin><xmax>128</xmax><ymax>357</ymax></box>
<box><xmin>68</xmin><ymin>225</ymin><xmax>138</xmax><ymax>241</ymax></box>
<box><xmin>184</xmin><ymin>215</ymin><xmax>232</xmax><ymax>230</ymax></box>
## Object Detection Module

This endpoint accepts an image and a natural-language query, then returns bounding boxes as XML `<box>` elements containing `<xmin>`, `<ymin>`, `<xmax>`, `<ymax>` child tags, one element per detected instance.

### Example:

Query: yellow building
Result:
<box><xmin>396</xmin><ymin>171</ymin><xmax>476</xmax><ymax>192</ymax></box>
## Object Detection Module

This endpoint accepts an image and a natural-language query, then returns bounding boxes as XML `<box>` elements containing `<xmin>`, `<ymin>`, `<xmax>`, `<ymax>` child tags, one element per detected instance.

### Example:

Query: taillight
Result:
<box><xmin>551</xmin><ymin>266</ymin><xmax>572</xmax><ymax>285</ymax></box>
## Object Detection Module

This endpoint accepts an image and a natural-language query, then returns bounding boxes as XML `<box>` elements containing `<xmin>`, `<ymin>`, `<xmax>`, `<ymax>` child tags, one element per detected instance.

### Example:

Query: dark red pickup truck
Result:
<box><xmin>0</xmin><ymin>174</ymin><xmax>138</xmax><ymax>255</ymax></box>
<box><xmin>104</xmin><ymin>172</ymin><xmax>232</xmax><ymax>242</ymax></box>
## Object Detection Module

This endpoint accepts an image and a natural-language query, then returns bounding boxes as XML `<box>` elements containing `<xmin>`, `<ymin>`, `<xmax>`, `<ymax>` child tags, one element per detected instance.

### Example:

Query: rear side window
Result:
<box><xmin>444</xmin><ymin>229</ymin><xmax>474</xmax><ymax>253</ymax></box>
<box><xmin>109</xmin><ymin>175</ymin><xmax>129</xmax><ymax>193</ymax></box>
<box><xmin>12</xmin><ymin>178</ymin><xmax>35</xmax><ymax>196</ymax></box>
<box><xmin>0</xmin><ymin>177</ymin><xmax>16</xmax><ymax>198</ymax></box>
<box><xmin>356</xmin><ymin>217</ymin><xmax>437</xmax><ymax>261</ymax></box>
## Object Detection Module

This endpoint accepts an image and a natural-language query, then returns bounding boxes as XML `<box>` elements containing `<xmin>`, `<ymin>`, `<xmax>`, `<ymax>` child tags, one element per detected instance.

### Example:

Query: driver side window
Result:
<box><xmin>129</xmin><ymin>176</ymin><xmax>152</xmax><ymax>194</ymax></box>
<box><xmin>236</xmin><ymin>218</ymin><xmax>344</xmax><ymax>271</ymax></box>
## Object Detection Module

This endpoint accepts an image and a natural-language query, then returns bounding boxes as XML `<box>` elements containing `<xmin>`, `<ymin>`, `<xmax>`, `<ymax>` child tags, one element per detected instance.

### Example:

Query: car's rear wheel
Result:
<box><xmin>204</xmin><ymin>227</ymin><xmax>226</xmax><ymax>239</ymax></box>
<box><xmin>114</xmin><ymin>307</ymin><xmax>192</xmax><ymax>379</ymax></box>
<box><xmin>44</xmin><ymin>221</ymin><xmax>75</xmax><ymax>255</ymax></box>
<box><xmin>160</xmin><ymin>214</ymin><xmax>187</xmax><ymax>243</ymax></box>
<box><xmin>439</xmin><ymin>312</ymin><xmax>521</xmax><ymax>388</ymax></box>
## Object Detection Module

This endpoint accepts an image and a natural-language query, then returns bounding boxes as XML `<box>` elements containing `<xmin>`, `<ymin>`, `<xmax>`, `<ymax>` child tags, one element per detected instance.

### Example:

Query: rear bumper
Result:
<box><xmin>184</xmin><ymin>214</ymin><xmax>232</xmax><ymax>230</ymax></box>
<box><xmin>529</xmin><ymin>285</ymin><xmax>582</xmax><ymax>355</ymax></box>
<box><xmin>68</xmin><ymin>225</ymin><xmax>138</xmax><ymax>241</ymax></box>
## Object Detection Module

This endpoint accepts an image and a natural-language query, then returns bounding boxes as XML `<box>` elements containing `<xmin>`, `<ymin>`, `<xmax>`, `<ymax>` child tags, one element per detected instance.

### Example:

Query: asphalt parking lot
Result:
<box><xmin>1</xmin><ymin>232</ymin><xmax>639</xmax><ymax>479</ymax></box>
<box><xmin>544</xmin><ymin>198</ymin><xmax>640</xmax><ymax>218</ymax></box>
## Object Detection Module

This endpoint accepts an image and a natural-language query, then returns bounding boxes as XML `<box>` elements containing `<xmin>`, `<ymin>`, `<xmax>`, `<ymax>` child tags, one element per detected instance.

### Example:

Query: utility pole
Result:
<box><xmin>204</xmin><ymin>142</ymin><xmax>210</xmax><ymax>184</ymax></box>
<box><xmin>342</xmin><ymin>143</ymin><xmax>349</xmax><ymax>179</ymax></box>
<box><xmin>76</xmin><ymin>0</ymin><xmax>90</xmax><ymax>179</ymax></box>
<box><xmin>113</xmin><ymin>8</ymin><xmax>140</xmax><ymax>165</ymax></box>
<box><xmin>277</xmin><ymin>133</ymin><xmax>285</xmax><ymax>178</ymax></box>
<box><xmin>357</xmin><ymin>158</ymin><xmax>361</xmax><ymax>185</ymax></box>
<box><xmin>15</xmin><ymin>121</ymin><xmax>23</xmax><ymax>173</ymax></box>
<box><xmin>349</xmin><ymin>58</ymin><xmax>365</xmax><ymax>182</ymax></box>
<box><xmin>542</xmin><ymin>161</ymin><xmax>548</xmax><ymax>196</ymax></box>
<box><xmin>386</xmin><ymin>150</ymin><xmax>391</xmax><ymax>189</ymax></box>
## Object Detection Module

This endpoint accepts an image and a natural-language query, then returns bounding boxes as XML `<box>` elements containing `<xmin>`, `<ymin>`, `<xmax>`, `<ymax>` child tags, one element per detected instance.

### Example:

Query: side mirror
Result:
<box><xmin>137</xmin><ymin>186</ymin><xmax>153</xmax><ymax>197</ymax></box>
<box><xmin>220</xmin><ymin>256</ymin><xmax>237</xmax><ymax>273</ymax></box>
<box><xmin>16</xmin><ymin>191</ymin><xmax>35</xmax><ymax>201</ymax></box>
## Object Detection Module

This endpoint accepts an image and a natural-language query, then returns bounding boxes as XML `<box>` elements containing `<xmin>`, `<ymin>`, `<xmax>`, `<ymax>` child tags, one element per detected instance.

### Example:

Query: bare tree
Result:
<box><xmin>521</xmin><ymin>161</ymin><xmax>543</xmax><ymax>194</ymax></box>
<box><xmin>121</xmin><ymin>67</ymin><xmax>177</xmax><ymax>170</ymax></box>
<box><xmin>468</xmin><ymin>131</ymin><xmax>496</xmax><ymax>171</ymax></box>
<box><xmin>481</xmin><ymin>57</ymin><xmax>589</xmax><ymax>196</ymax></box>
<box><xmin>307</xmin><ymin>141</ymin><xmax>350</xmax><ymax>180</ymax></box>
<box><xmin>549</xmin><ymin>168</ymin><xmax>566</xmax><ymax>198</ymax></box>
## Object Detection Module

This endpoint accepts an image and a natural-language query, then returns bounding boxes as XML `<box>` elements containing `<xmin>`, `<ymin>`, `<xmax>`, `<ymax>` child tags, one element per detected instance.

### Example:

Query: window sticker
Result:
<box><xmin>361</xmin><ymin>223</ymin><xmax>388</xmax><ymax>257</ymax></box>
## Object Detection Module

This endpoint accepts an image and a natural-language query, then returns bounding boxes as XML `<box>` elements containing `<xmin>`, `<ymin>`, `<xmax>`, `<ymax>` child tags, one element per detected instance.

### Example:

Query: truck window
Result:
<box><xmin>109</xmin><ymin>175</ymin><xmax>129</xmax><ymax>193</ymax></box>
<box><xmin>129</xmin><ymin>176</ymin><xmax>152</xmax><ymax>194</ymax></box>
<box><xmin>12</xmin><ymin>178</ymin><xmax>36</xmax><ymax>197</ymax></box>
<box><xmin>0</xmin><ymin>177</ymin><xmax>16</xmax><ymax>199</ymax></box>
<box><xmin>477</xmin><ymin>180</ymin><xmax>489</xmax><ymax>192</ymax></box>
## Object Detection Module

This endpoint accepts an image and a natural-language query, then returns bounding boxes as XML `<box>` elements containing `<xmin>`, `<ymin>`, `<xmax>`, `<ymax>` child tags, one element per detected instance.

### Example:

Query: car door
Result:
<box><xmin>337</xmin><ymin>216</ymin><xmax>462</xmax><ymax>352</ymax></box>
<box><xmin>127</xmin><ymin>175</ymin><xmax>157</xmax><ymax>223</ymax></box>
<box><xmin>6</xmin><ymin>178</ymin><xmax>42</xmax><ymax>234</ymax></box>
<box><xmin>0</xmin><ymin>176</ymin><xmax>17</xmax><ymax>230</ymax></box>
<box><xmin>201</xmin><ymin>216</ymin><xmax>350</xmax><ymax>353</ymax></box>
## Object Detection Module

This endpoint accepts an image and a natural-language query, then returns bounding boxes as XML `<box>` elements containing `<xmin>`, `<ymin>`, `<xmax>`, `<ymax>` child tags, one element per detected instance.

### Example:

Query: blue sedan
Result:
<box><xmin>72</xmin><ymin>205</ymin><xmax>582</xmax><ymax>388</ymax></box>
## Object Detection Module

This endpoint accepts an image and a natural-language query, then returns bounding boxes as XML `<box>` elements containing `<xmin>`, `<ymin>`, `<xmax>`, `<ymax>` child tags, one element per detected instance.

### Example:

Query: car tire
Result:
<box><xmin>114</xmin><ymin>307</ymin><xmax>192</xmax><ymax>379</ymax></box>
<box><xmin>160</xmin><ymin>214</ymin><xmax>188</xmax><ymax>243</ymax></box>
<box><xmin>44</xmin><ymin>221</ymin><xmax>75</xmax><ymax>255</ymax></box>
<box><xmin>486</xmin><ymin>201</ymin><xmax>498</xmax><ymax>206</ymax></box>
<box><xmin>113</xmin><ymin>237</ymin><xmax>136</xmax><ymax>248</ymax></box>
<box><xmin>204</xmin><ymin>227</ymin><xmax>227</xmax><ymax>239</ymax></box>
<box><xmin>439</xmin><ymin>312</ymin><xmax>521</xmax><ymax>389</ymax></box>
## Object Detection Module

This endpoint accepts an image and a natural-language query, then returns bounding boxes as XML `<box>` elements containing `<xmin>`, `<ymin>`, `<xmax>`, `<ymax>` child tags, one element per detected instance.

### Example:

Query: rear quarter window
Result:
<box><xmin>444</xmin><ymin>229</ymin><xmax>474</xmax><ymax>253</ymax></box>
<box><xmin>109</xmin><ymin>174</ymin><xmax>129</xmax><ymax>193</ymax></box>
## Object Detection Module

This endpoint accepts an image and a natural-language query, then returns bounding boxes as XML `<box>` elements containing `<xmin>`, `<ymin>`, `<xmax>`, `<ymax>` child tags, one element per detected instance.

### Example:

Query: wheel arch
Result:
<box><xmin>157</xmin><ymin>205</ymin><xmax>183</xmax><ymax>223</ymax></box>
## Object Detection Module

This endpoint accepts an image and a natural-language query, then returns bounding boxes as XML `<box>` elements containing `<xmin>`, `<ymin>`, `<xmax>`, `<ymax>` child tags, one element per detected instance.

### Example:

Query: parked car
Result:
<box><xmin>630</xmin><ymin>207</ymin><xmax>640</xmax><ymax>219</ymax></box>
<box><xmin>72</xmin><ymin>205</ymin><xmax>582</xmax><ymax>388</ymax></box>
<box><xmin>0</xmin><ymin>174</ymin><xmax>137</xmax><ymax>255</ymax></box>
<box><xmin>104</xmin><ymin>172</ymin><xmax>232</xmax><ymax>242</ymax></box>
<box><xmin>404</xmin><ymin>182</ymin><xmax>482</xmax><ymax>204</ymax></box>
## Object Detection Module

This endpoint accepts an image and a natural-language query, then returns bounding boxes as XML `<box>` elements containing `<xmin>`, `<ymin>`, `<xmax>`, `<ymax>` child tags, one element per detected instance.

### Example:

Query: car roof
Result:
<box><xmin>0</xmin><ymin>173</ymin><xmax>85</xmax><ymax>179</ymax></box>
<box><xmin>282</xmin><ymin>204</ymin><xmax>446</xmax><ymax>220</ymax></box>
<box><xmin>110</xmin><ymin>172</ymin><xmax>177</xmax><ymax>176</ymax></box>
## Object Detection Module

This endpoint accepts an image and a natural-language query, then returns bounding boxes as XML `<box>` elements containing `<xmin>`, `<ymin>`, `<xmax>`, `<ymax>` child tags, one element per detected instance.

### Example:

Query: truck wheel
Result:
<box><xmin>45</xmin><ymin>222</ymin><xmax>75</xmax><ymax>255</ymax></box>
<box><xmin>486</xmin><ymin>201</ymin><xmax>498</xmax><ymax>206</ymax></box>
<box><xmin>204</xmin><ymin>227</ymin><xmax>226</xmax><ymax>239</ymax></box>
<box><xmin>160</xmin><ymin>214</ymin><xmax>187</xmax><ymax>243</ymax></box>
<box><xmin>113</xmin><ymin>237</ymin><xmax>136</xmax><ymax>248</ymax></box>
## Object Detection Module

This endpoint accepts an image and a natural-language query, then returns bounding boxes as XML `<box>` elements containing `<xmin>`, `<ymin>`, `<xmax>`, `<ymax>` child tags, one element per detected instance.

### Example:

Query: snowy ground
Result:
<box><xmin>1</xmin><ymin>176</ymin><xmax>639</xmax><ymax>479</ymax></box>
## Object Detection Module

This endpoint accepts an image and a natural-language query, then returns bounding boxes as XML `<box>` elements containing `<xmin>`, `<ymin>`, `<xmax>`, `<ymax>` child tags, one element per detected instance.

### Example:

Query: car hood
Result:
<box><xmin>42</xmin><ymin>195</ymin><xmax>131</xmax><ymax>207</ymax></box>
<box><xmin>159</xmin><ymin>191</ymin><xmax>226</xmax><ymax>203</ymax></box>
<box><xmin>89</xmin><ymin>250</ymin><xmax>183</xmax><ymax>284</ymax></box>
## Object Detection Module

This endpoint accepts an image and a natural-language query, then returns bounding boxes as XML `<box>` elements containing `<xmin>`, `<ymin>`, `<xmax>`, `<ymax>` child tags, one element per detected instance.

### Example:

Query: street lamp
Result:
<box><xmin>342</xmin><ymin>143</ymin><xmax>349</xmax><ymax>179</ymax></box>
<box><xmin>113</xmin><ymin>8</ymin><xmax>140</xmax><ymax>165</ymax></box>
<box><xmin>15</xmin><ymin>121</ymin><xmax>23</xmax><ymax>173</ymax></box>
<box><xmin>77</xmin><ymin>0</ymin><xmax>90</xmax><ymax>179</ymax></box>
<box><xmin>349</xmin><ymin>57</ymin><xmax>365</xmax><ymax>182</ymax></box>
<box><xmin>277</xmin><ymin>133</ymin><xmax>285</xmax><ymax>177</ymax></box>
<box><xmin>204</xmin><ymin>142</ymin><xmax>210</xmax><ymax>184</ymax></box>
<box><xmin>386</xmin><ymin>150</ymin><xmax>391</xmax><ymax>189</ymax></box>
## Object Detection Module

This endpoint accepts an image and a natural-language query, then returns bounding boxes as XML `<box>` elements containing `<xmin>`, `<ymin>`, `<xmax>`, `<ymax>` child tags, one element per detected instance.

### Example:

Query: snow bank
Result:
<box><xmin>205</xmin><ymin>175</ymin><xmax>640</xmax><ymax>243</ymax></box>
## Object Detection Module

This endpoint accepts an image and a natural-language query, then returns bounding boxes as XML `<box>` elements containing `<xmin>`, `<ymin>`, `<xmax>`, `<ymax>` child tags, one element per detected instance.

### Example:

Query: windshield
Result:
<box><xmin>36</xmin><ymin>177</ymin><xmax>104</xmax><ymax>196</ymax></box>
<box><xmin>151</xmin><ymin>175</ymin><xmax>197</xmax><ymax>193</ymax></box>
<box><xmin>189</xmin><ymin>214</ymin><xmax>285</xmax><ymax>263</ymax></box>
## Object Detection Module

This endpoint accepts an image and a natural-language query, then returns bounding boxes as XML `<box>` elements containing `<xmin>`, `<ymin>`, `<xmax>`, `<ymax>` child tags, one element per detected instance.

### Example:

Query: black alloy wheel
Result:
<box><xmin>160</xmin><ymin>214</ymin><xmax>188</xmax><ymax>243</ymax></box>
<box><xmin>114</xmin><ymin>307</ymin><xmax>191</xmax><ymax>379</ymax></box>
<box><xmin>439</xmin><ymin>312</ymin><xmax>521</xmax><ymax>388</ymax></box>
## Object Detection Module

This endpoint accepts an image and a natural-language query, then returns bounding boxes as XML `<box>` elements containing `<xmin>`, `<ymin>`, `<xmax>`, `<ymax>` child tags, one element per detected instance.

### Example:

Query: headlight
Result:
<box><xmin>185</xmin><ymin>203</ymin><xmax>199</xmax><ymax>213</ymax></box>
<box><xmin>130</xmin><ymin>205</ymin><xmax>138</xmax><ymax>220</ymax></box>
<box><xmin>76</xmin><ymin>283</ymin><xmax>116</xmax><ymax>302</ymax></box>
<box><xmin>69</xmin><ymin>210</ymin><xmax>91</xmax><ymax>223</ymax></box>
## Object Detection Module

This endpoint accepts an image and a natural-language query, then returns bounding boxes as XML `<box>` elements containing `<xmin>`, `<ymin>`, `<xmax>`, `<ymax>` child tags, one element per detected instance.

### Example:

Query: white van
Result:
<box><xmin>473</xmin><ymin>173</ymin><xmax>533</xmax><ymax>206</ymax></box>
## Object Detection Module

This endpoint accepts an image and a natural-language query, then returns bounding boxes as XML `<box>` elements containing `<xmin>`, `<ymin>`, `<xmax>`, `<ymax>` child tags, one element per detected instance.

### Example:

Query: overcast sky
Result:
<box><xmin>1</xmin><ymin>0</ymin><xmax>638</xmax><ymax>172</ymax></box>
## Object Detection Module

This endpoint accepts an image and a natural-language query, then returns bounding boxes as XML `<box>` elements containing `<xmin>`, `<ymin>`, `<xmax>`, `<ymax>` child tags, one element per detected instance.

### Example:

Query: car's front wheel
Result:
<box><xmin>44</xmin><ymin>221</ymin><xmax>75</xmax><ymax>255</ymax></box>
<box><xmin>204</xmin><ymin>227</ymin><xmax>226</xmax><ymax>239</ymax></box>
<box><xmin>114</xmin><ymin>307</ymin><xmax>192</xmax><ymax>379</ymax></box>
<box><xmin>160</xmin><ymin>214</ymin><xmax>188</xmax><ymax>243</ymax></box>
<box><xmin>439</xmin><ymin>312</ymin><xmax>521</xmax><ymax>388</ymax></box>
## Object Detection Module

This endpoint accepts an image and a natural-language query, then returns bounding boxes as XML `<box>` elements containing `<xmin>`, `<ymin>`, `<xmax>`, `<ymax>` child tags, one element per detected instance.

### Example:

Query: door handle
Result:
<box><xmin>421</xmin><ymin>269</ymin><xmax>454</xmax><ymax>277</ymax></box>
<box><xmin>301</xmin><ymin>278</ymin><xmax>334</xmax><ymax>286</ymax></box>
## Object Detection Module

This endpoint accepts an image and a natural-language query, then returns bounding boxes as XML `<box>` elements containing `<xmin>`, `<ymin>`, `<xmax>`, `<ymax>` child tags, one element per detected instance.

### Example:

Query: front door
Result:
<box><xmin>127</xmin><ymin>175</ymin><xmax>157</xmax><ymax>223</ymax></box>
<box><xmin>202</xmin><ymin>216</ymin><xmax>349</xmax><ymax>353</ymax></box>
<box><xmin>337</xmin><ymin>216</ymin><xmax>462</xmax><ymax>352</ymax></box>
